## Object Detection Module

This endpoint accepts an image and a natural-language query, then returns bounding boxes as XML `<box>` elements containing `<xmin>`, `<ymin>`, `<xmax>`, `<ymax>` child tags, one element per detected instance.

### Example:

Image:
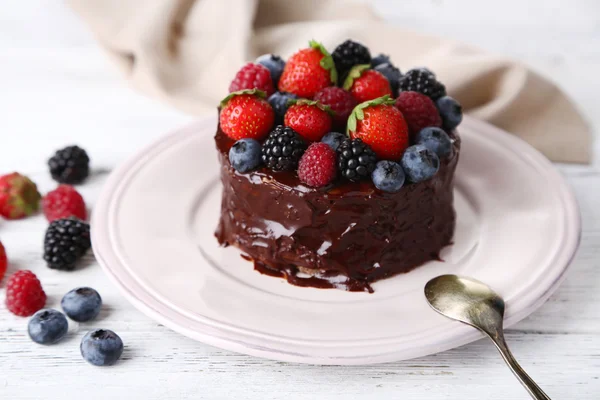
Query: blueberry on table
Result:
<box><xmin>229</xmin><ymin>139</ymin><xmax>262</xmax><ymax>173</ymax></box>
<box><xmin>61</xmin><ymin>287</ymin><xmax>102</xmax><ymax>322</ymax></box>
<box><xmin>372</xmin><ymin>160</ymin><xmax>405</xmax><ymax>193</ymax></box>
<box><xmin>401</xmin><ymin>144</ymin><xmax>440</xmax><ymax>183</ymax></box>
<box><xmin>28</xmin><ymin>309</ymin><xmax>69</xmax><ymax>345</ymax></box>
<box><xmin>415</xmin><ymin>127</ymin><xmax>453</xmax><ymax>158</ymax></box>
<box><xmin>81</xmin><ymin>329</ymin><xmax>124</xmax><ymax>366</ymax></box>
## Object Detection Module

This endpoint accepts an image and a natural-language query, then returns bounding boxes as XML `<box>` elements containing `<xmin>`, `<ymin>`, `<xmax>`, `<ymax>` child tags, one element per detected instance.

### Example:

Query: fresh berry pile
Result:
<box><xmin>220</xmin><ymin>39</ymin><xmax>463</xmax><ymax>191</ymax></box>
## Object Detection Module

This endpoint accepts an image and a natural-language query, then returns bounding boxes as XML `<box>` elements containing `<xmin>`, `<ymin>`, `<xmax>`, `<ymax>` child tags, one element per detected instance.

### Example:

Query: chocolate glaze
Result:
<box><xmin>215</xmin><ymin>119</ymin><xmax>460</xmax><ymax>292</ymax></box>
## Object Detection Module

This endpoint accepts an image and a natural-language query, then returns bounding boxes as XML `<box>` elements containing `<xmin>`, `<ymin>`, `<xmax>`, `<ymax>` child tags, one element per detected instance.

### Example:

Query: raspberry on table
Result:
<box><xmin>298</xmin><ymin>143</ymin><xmax>338</xmax><ymax>188</ymax></box>
<box><xmin>314</xmin><ymin>87</ymin><xmax>357</xmax><ymax>130</ymax></box>
<box><xmin>42</xmin><ymin>185</ymin><xmax>87</xmax><ymax>222</ymax></box>
<box><xmin>261</xmin><ymin>126</ymin><xmax>307</xmax><ymax>171</ymax></box>
<box><xmin>5</xmin><ymin>270</ymin><xmax>47</xmax><ymax>317</ymax></box>
<box><xmin>48</xmin><ymin>145</ymin><xmax>90</xmax><ymax>184</ymax></box>
<box><xmin>337</xmin><ymin>138</ymin><xmax>378</xmax><ymax>182</ymax></box>
<box><xmin>229</xmin><ymin>63</ymin><xmax>275</xmax><ymax>97</ymax></box>
<box><xmin>398</xmin><ymin>68</ymin><xmax>446</xmax><ymax>100</ymax></box>
<box><xmin>43</xmin><ymin>217</ymin><xmax>91</xmax><ymax>271</ymax></box>
<box><xmin>394</xmin><ymin>91</ymin><xmax>442</xmax><ymax>136</ymax></box>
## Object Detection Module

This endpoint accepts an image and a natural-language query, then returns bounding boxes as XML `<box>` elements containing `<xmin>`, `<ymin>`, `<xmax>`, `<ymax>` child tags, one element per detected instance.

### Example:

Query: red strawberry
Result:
<box><xmin>0</xmin><ymin>172</ymin><xmax>41</xmax><ymax>219</ymax></box>
<box><xmin>229</xmin><ymin>63</ymin><xmax>275</xmax><ymax>97</ymax></box>
<box><xmin>394</xmin><ymin>91</ymin><xmax>442</xmax><ymax>136</ymax></box>
<box><xmin>0</xmin><ymin>241</ymin><xmax>7</xmax><ymax>282</ymax></box>
<box><xmin>343</xmin><ymin>65</ymin><xmax>392</xmax><ymax>103</ymax></box>
<box><xmin>298</xmin><ymin>143</ymin><xmax>337</xmax><ymax>188</ymax></box>
<box><xmin>314</xmin><ymin>87</ymin><xmax>357</xmax><ymax>131</ymax></box>
<box><xmin>5</xmin><ymin>270</ymin><xmax>46</xmax><ymax>317</ymax></box>
<box><xmin>219</xmin><ymin>89</ymin><xmax>275</xmax><ymax>141</ymax></box>
<box><xmin>347</xmin><ymin>96</ymin><xmax>409</xmax><ymax>160</ymax></box>
<box><xmin>278</xmin><ymin>40</ymin><xmax>337</xmax><ymax>98</ymax></box>
<box><xmin>42</xmin><ymin>185</ymin><xmax>87</xmax><ymax>222</ymax></box>
<box><xmin>284</xmin><ymin>100</ymin><xmax>333</xmax><ymax>142</ymax></box>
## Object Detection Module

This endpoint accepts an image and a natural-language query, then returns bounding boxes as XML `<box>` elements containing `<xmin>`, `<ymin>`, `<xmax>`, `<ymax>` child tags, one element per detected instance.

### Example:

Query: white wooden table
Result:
<box><xmin>0</xmin><ymin>2</ymin><xmax>598</xmax><ymax>399</ymax></box>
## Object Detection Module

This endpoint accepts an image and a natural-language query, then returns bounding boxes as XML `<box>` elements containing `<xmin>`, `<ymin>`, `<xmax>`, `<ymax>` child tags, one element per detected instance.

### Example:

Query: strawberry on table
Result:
<box><xmin>278</xmin><ymin>40</ymin><xmax>337</xmax><ymax>98</ymax></box>
<box><xmin>284</xmin><ymin>99</ymin><xmax>333</xmax><ymax>142</ymax></box>
<box><xmin>343</xmin><ymin>65</ymin><xmax>392</xmax><ymax>103</ymax></box>
<box><xmin>229</xmin><ymin>63</ymin><xmax>275</xmax><ymax>97</ymax></box>
<box><xmin>347</xmin><ymin>95</ymin><xmax>409</xmax><ymax>160</ymax></box>
<box><xmin>0</xmin><ymin>172</ymin><xmax>41</xmax><ymax>220</ymax></box>
<box><xmin>219</xmin><ymin>89</ymin><xmax>275</xmax><ymax>141</ymax></box>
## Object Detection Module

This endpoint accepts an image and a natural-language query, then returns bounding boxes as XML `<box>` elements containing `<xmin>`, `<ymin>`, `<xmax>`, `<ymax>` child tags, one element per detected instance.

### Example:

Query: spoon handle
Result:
<box><xmin>490</xmin><ymin>335</ymin><xmax>551</xmax><ymax>400</ymax></box>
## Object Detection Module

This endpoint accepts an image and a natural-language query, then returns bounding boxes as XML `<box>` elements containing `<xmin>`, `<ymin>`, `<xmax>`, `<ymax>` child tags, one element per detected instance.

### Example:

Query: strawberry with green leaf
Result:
<box><xmin>343</xmin><ymin>65</ymin><xmax>392</xmax><ymax>103</ymax></box>
<box><xmin>284</xmin><ymin>99</ymin><xmax>334</xmax><ymax>142</ymax></box>
<box><xmin>219</xmin><ymin>89</ymin><xmax>275</xmax><ymax>141</ymax></box>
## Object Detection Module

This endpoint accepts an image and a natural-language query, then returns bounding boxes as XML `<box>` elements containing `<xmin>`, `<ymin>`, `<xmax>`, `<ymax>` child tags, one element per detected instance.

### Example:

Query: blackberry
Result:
<box><xmin>261</xmin><ymin>126</ymin><xmax>307</xmax><ymax>171</ymax></box>
<box><xmin>337</xmin><ymin>139</ymin><xmax>377</xmax><ymax>182</ymax></box>
<box><xmin>332</xmin><ymin>40</ymin><xmax>371</xmax><ymax>79</ymax></box>
<box><xmin>44</xmin><ymin>217</ymin><xmax>91</xmax><ymax>271</ymax></box>
<box><xmin>48</xmin><ymin>145</ymin><xmax>90</xmax><ymax>184</ymax></box>
<box><xmin>398</xmin><ymin>68</ymin><xmax>446</xmax><ymax>100</ymax></box>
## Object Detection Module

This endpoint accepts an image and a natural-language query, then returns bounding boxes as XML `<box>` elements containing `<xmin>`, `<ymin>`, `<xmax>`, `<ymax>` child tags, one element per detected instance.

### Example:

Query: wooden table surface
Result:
<box><xmin>0</xmin><ymin>1</ymin><xmax>598</xmax><ymax>399</ymax></box>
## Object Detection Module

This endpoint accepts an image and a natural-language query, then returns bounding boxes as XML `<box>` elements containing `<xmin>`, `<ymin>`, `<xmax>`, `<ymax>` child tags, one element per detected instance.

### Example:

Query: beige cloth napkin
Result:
<box><xmin>68</xmin><ymin>0</ymin><xmax>591</xmax><ymax>163</ymax></box>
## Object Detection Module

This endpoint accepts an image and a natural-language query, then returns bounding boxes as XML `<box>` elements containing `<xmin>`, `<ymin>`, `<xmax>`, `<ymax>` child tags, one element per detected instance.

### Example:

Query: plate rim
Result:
<box><xmin>91</xmin><ymin>114</ymin><xmax>581</xmax><ymax>365</ymax></box>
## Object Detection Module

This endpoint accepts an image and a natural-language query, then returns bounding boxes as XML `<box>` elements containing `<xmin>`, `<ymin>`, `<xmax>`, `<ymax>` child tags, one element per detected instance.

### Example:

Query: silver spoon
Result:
<box><xmin>424</xmin><ymin>274</ymin><xmax>551</xmax><ymax>400</ymax></box>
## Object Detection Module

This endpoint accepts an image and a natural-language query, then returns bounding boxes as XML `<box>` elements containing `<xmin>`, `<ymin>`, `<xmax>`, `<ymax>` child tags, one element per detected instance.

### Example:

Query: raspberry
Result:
<box><xmin>5</xmin><ymin>270</ymin><xmax>47</xmax><ymax>317</ymax></box>
<box><xmin>298</xmin><ymin>143</ymin><xmax>337</xmax><ymax>187</ymax></box>
<box><xmin>398</xmin><ymin>68</ymin><xmax>446</xmax><ymax>100</ymax></box>
<box><xmin>229</xmin><ymin>63</ymin><xmax>275</xmax><ymax>97</ymax></box>
<box><xmin>0</xmin><ymin>172</ymin><xmax>41</xmax><ymax>219</ymax></box>
<box><xmin>314</xmin><ymin>87</ymin><xmax>357</xmax><ymax>130</ymax></box>
<box><xmin>42</xmin><ymin>185</ymin><xmax>87</xmax><ymax>222</ymax></box>
<box><xmin>394</xmin><ymin>91</ymin><xmax>442</xmax><ymax>136</ymax></box>
<box><xmin>44</xmin><ymin>217</ymin><xmax>91</xmax><ymax>271</ymax></box>
<box><xmin>0</xmin><ymin>241</ymin><xmax>7</xmax><ymax>282</ymax></box>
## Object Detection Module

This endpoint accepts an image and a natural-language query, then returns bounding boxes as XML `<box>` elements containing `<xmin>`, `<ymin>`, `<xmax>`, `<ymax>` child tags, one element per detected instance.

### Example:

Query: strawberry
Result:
<box><xmin>284</xmin><ymin>100</ymin><xmax>333</xmax><ymax>142</ymax></box>
<box><xmin>278</xmin><ymin>40</ymin><xmax>337</xmax><ymax>98</ymax></box>
<box><xmin>347</xmin><ymin>95</ymin><xmax>409</xmax><ymax>160</ymax></box>
<box><xmin>0</xmin><ymin>172</ymin><xmax>41</xmax><ymax>219</ymax></box>
<box><xmin>0</xmin><ymin>241</ymin><xmax>7</xmax><ymax>282</ymax></box>
<box><xmin>343</xmin><ymin>65</ymin><xmax>392</xmax><ymax>103</ymax></box>
<box><xmin>219</xmin><ymin>89</ymin><xmax>275</xmax><ymax>141</ymax></box>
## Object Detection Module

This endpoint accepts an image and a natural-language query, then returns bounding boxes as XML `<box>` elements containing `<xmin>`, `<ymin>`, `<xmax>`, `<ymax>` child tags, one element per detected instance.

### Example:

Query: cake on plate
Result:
<box><xmin>215</xmin><ymin>40</ymin><xmax>463</xmax><ymax>292</ymax></box>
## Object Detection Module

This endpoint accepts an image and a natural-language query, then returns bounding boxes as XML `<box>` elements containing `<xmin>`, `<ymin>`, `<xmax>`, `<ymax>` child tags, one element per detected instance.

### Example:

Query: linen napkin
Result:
<box><xmin>67</xmin><ymin>0</ymin><xmax>591</xmax><ymax>163</ymax></box>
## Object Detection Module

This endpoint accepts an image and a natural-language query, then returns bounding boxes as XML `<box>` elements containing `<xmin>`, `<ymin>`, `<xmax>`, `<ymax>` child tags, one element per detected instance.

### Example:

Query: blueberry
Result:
<box><xmin>61</xmin><ymin>287</ymin><xmax>102</xmax><ymax>322</ymax></box>
<box><xmin>372</xmin><ymin>160</ymin><xmax>405</xmax><ymax>193</ymax></box>
<box><xmin>81</xmin><ymin>329</ymin><xmax>124</xmax><ymax>366</ymax></box>
<box><xmin>374</xmin><ymin>63</ymin><xmax>402</xmax><ymax>96</ymax></box>
<box><xmin>370</xmin><ymin>53</ymin><xmax>390</xmax><ymax>68</ymax></box>
<box><xmin>436</xmin><ymin>96</ymin><xmax>463</xmax><ymax>130</ymax></box>
<box><xmin>28</xmin><ymin>309</ymin><xmax>68</xmax><ymax>345</ymax></box>
<box><xmin>321</xmin><ymin>132</ymin><xmax>347</xmax><ymax>151</ymax></box>
<box><xmin>415</xmin><ymin>127</ymin><xmax>453</xmax><ymax>158</ymax></box>
<box><xmin>401</xmin><ymin>145</ymin><xmax>440</xmax><ymax>183</ymax></box>
<box><xmin>268</xmin><ymin>92</ymin><xmax>298</xmax><ymax>125</ymax></box>
<box><xmin>229</xmin><ymin>139</ymin><xmax>262</xmax><ymax>173</ymax></box>
<box><xmin>256</xmin><ymin>54</ymin><xmax>285</xmax><ymax>87</ymax></box>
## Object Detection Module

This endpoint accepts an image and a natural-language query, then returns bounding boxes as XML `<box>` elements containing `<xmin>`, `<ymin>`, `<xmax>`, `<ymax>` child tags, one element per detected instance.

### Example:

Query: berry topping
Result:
<box><xmin>284</xmin><ymin>99</ymin><xmax>333</xmax><ymax>142</ymax></box>
<box><xmin>5</xmin><ymin>270</ymin><xmax>46</xmax><ymax>317</ymax></box>
<box><xmin>416</xmin><ymin>127</ymin><xmax>453</xmax><ymax>158</ymax></box>
<box><xmin>42</xmin><ymin>185</ymin><xmax>87</xmax><ymax>222</ymax></box>
<box><xmin>268</xmin><ymin>91</ymin><xmax>298</xmax><ymax>125</ymax></box>
<box><xmin>229</xmin><ymin>139</ymin><xmax>262</xmax><ymax>173</ymax></box>
<box><xmin>321</xmin><ymin>132</ymin><xmax>347</xmax><ymax>152</ymax></box>
<box><xmin>394</xmin><ymin>91</ymin><xmax>442</xmax><ymax>136</ymax></box>
<box><xmin>278</xmin><ymin>40</ymin><xmax>337</xmax><ymax>98</ymax></box>
<box><xmin>81</xmin><ymin>329</ymin><xmax>124</xmax><ymax>366</ymax></box>
<box><xmin>61</xmin><ymin>287</ymin><xmax>102</xmax><ymax>322</ymax></box>
<box><xmin>0</xmin><ymin>172</ymin><xmax>41</xmax><ymax>219</ymax></box>
<box><xmin>298</xmin><ymin>143</ymin><xmax>337</xmax><ymax>188</ymax></box>
<box><xmin>343</xmin><ymin>65</ymin><xmax>392</xmax><ymax>103</ymax></box>
<box><xmin>0</xmin><ymin>241</ymin><xmax>6</xmax><ymax>282</ymax></box>
<box><xmin>332</xmin><ymin>39</ymin><xmax>371</xmax><ymax>79</ymax></box>
<box><xmin>347</xmin><ymin>96</ymin><xmax>409</xmax><ymax>160</ymax></box>
<box><xmin>436</xmin><ymin>95</ymin><xmax>463</xmax><ymax>131</ymax></box>
<box><xmin>48</xmin><ymin>145</ymin><xmax>90</xmax><ymax>184</ymax></box>
<box><xmin>374</xmin><ymin>62</ymin><xmax>401</xmax><ymax>96</ymax></box>
<box><xmin>401</xmin><ymin>144</ymin><xmax>440</xmax><ymax>183</ymax></box>
<box><xmin>28</xmin><ymin>309</ymin><xmax>69</xmax><ymax>345</ymax></box>
<box><xmin>337</xmin><ymin>138</ymin><xmax>377</xmax><ymax>182</ymax></box>
<box><xmin>261</xmin><ymin>126</ymin><xmax>307</xmax><ymax>171</ymax></box>
<box><xmin>372</xmin><ymin>160</ymin><xmax>406</xmax><ymax>193</ymax></box>
<box><xmin>370</xmin><ymin>53</ymin><xmax>390</xmax><ymax>68</ymax></box>
<box><xmin>398</xmin><ymin>68</ymin><xmax>446</xmax><ymax>100</ymax></box>
<box><xmin>314</xmin><ymin>87</ymin><xmax>357</xmax><ymax>130</ymax></box>
<box><xmin>43</xmin><ymin>217</ymin><xmax>91</xmax><ymax>271</ymax></box>
<box><xmin>219</xmin><ymin>89</ymin><xmax>275</xmax><ymax>141</ymax></box>
<box><xmin>228</xmin><ymin>63</ymin><xmax>275</xmax><ymax>97</ymax></box>
<box><xmin>255</xmin><ymin>54</ymin><xmax>286</xmax><ymax>87</ymax></box>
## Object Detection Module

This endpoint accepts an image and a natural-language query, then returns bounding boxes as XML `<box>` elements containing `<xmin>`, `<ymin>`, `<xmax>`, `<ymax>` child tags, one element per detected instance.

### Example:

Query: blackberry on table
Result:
<box><xmin>398</xmin><ymin>68</ymin><xmax>446</xmax><ymax>100</ymax></box>
<box><xmin>337</xmin><ymin>138</ymin><xmax>377</xmax><ymax>182</ymax></box>
<box><xmin>332</xmin><ymin>40</ymin><xmax>371</xmax><ymax>79</ymax></box>
<box><xmin>43</xmin><ymin>217</ymin><xmax>91</xmax><ymax>271</ymax></box>
<box><xmin>261</xmin><ymin>125</ymin><xmax>307</xmax><ymax>171</ymax></box>
<box><xmin>48</xmin><ymin>145</ymin><xmax>90</xmax><ymax>184</ymax></box>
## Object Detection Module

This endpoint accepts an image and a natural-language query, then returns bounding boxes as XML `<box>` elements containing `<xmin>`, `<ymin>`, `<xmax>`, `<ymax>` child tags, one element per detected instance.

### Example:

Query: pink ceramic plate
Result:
<box><xmin>92</xmin><ymin>114</ymin><xmax>580</xmax><ymax>365</ymax></box>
